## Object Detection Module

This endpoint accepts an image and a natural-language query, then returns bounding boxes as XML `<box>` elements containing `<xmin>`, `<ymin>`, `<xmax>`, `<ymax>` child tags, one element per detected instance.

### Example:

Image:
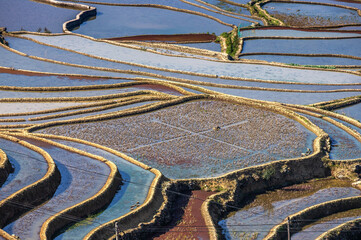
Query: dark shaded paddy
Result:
<box><xmin>0</xmin><ymin>0</ymin><xmax>79</xmax><ymax>32</ymax></box>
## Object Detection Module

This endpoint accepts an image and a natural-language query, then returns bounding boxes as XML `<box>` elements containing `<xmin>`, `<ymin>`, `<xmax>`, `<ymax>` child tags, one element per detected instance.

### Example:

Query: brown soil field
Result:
<box><xmin>105</xmin><ymin>33</ymin><xmax>216</xmax><ymax>43</ymax></box>
<box><xmin>153</xmin><ymin>190</ymin><xmax>215</xmax><ymax>240</ymax></box>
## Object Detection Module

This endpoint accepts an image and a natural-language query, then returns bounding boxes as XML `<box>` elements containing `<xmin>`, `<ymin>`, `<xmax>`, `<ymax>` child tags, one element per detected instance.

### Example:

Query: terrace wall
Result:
<box><xmin>3</xmin><ymin>133</ymin><xmax>123</xmax><ymax>240</ymax></box>
<box><xmin>317</xmin><ymin>218</ymin><xmax>361</xmax><ymax>240</ymax></box>
<box><xmin>0</xmin><ymin>148</ymin><xmax>12</xmax><ymax>187</ymax></box>
<box><xmin>265</xmin><ymin>196</ymin><xmax>361</xmax><ymax>240</ymax></box>
<box><xmin>0</xmin><ymin>134</ymin><xmax>61</xmax><ymax>228</ymax></box>
<box><xmin>115</xmin><ymin>133</ymin><xmax>330</xmax><ymax>239</ymax></box>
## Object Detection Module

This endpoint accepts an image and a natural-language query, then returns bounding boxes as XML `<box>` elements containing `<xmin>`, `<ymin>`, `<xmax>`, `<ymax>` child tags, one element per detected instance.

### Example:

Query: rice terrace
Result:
<box><xmin>0</xmin><ymin>0</ymin><xmax>361</xmax><ymax>239</ymax></box>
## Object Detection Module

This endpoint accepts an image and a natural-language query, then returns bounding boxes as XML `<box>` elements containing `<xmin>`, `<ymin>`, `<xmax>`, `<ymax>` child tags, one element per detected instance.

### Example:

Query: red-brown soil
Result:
<box><xmin>153</xmin><ymin>190</ymin><xmax>215</xmax><ymax>240</ymax></box>
<box><xmin>105</xmin><ymin>33</ymin><xmax>216</xmax><ymax>43</ymax></box>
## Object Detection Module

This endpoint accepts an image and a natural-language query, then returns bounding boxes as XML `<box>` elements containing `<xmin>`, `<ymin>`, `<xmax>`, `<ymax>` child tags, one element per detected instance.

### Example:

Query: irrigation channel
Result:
<box><xmin>0</xmin><ymin>0</ymin><xmax>361</xmax><ymax>239</ymax></box>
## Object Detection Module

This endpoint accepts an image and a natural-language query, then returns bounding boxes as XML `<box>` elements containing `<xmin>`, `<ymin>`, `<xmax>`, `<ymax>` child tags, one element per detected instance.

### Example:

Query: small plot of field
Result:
<box><xmin>0</xmin><ymin>102</ymin><xmax>90</xmax><ymax>114</ymax></box>
<box><xmin>306</xmin><ymin>115</ymin><xmax>361</xmax><ymax>160</ymax></box>
<box><xmin>239</xmin><ymin>28</ymin><xmax>361</xmax><ymax>38</ymax></box>
<box><xmin>153</xmin><ymin>190</ymin><xmax>215</xmax><ymax>240</ymax></box>
<box><xmin>3</xmin><ymin>138</ymin><xmax>110</xmax><ymax>240</ymax></box>
<box><xmin>335</xmin><ymin>103</ymin><xmax>361</xmax><ymax>122</ymax></box>
<box><xmin>219</xmin><ymin>178</ymin><xmax>361</xmax><ymax>240</ymax></box>
<box><xmin>241</xmin><ymin>38</ymin><xmax>361</xmax><ymax>56</ymax></box>
<box><xmin>0</xmin><ymin>0</ymin><xmax>79</xmax><ymax>32</ymax></box>
<box><xmin>239</xmin><ymin>54</ymin><xmax>361</xmax><ymax>66</ymax></box>
<box><xmin>40</xmin><ymin>100</ymin><xmax>314</xmax><ymax>179</ymax></box>
<box><xmin>179</xmin><ymin>42</ymin><xmax>221</xmax><ymax>52</ymax></box>
<box><xmin>295</xmin><ymin>0</ymin><xmax>361</xmax><ymax>10</ymax></box>
<box><xmin>292</xmin><ymin>208</ymin><xmax>361</xmax><ymax>240</ymax></box>
<box><xmin>0</xmin><ymin>71</ymin><xmax>127</xmax><ymax>88</ymax></box>
<box><xmin>198</xmin><ymin>0</ymin><xmax>251</xmax><ymax>14</ymax></box>
<box><xmin>264</xmin><ymin>3</ymin><xmax>361</xmax><ymax>27</ymax></box>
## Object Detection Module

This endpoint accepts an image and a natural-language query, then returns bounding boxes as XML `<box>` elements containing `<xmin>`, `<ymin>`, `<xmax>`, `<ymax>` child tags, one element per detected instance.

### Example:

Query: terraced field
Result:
<box><xmin>0</xmin><ymin>0</ymin><xmax>361</xmax><ymax>239</ymax></box>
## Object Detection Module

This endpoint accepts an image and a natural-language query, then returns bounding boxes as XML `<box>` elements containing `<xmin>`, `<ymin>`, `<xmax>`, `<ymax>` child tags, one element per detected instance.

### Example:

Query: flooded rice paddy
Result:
<box><xmin>219</xmin><ymin>179</ymin><xmax>361</xmax><ymax>240</ymax></box>
<box><xmin>1</xmin><ymin>0</ymin><xmax>361</xmax><ymax>239</ymax></box>
<box><xmin>3</xmin><ymin>138</ymin><xmax>110</xmax><ymax>239</ymax></box>
<box><xmin>264</xmin><ymin>2</ymin><xmax>361</xmax><ymax>27</ymax></box>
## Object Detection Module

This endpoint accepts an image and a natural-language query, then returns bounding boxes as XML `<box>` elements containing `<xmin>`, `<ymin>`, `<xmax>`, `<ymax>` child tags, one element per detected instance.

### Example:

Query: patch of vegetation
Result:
<box><xmin>287</xmin><ymin>63</ymin><xmax>336</xmax><ymax>69</ymax></box>
<box><xmin>262</xmin><ymin>166</ymin><xmax>276</xmax><ymax>180</ymax></box>
<box><xmin>221</xmin><ymin>30</ymin><xmax>239</xmax><ymax>57</ymax></box>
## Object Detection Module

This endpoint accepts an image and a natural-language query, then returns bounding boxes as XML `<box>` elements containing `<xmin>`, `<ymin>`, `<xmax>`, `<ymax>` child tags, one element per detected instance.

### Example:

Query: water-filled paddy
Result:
<box><xmin>179</xmin><ymin>41</ymin><xmax>221</xmax><ymax>51</ymax></box>
<box><xmin>263</xmin><ymin>2</ymin><xmax>361</xmax><ymax>27</ymax></box>
<box><xmin>23</xmin><ymin>34</ymin><xmax>361</xmax><ymax>84</ymax></box>
<box><xmin>0</xmin><ymin>138</ymin><xmax>48</xmax><ymax>202</ymax></box>
<box><xmin>292</xmin><ymin>208</ymin><xmax>361</xmax><ymax>239</ymax></box>
<box><xmin>0</xmin><ymin>101</ymin><xmax>157</xmax><ymax>127</ymax></box>
<box><xmin>39</xmin><ymin>100</ymin><xmax>314</xmax><ymax>179</ymax></box>
<box><xmin>241</xmin><ymin>38</ymin><xmax>361</xmax><ymax>56</ymax></box>
<box><xmin>240</xmin><ymin>54</ymin><xmax>361</xmax><ymax>66</ymax></box>
<box><xmin>295</xmin><ymin>0</ymin><xmax>361</xmax><ymax>10</ymax></box>
<box><xmin>203</xmin><ymin>86</ymin><xmax>361</xmax><ymax>105</ymax></box>
<box><xmin>48</xmin><ymin>139</ymin><xmax>154</xmax><ymax>240</ymax></box>
<box><xmin>3</xmin><ymin>138</ymin><xmax>110</xmax><ymax>239</ymax></box>
<box><xmin>73</xmin><ymin>4</ymin><xmax>231</xmax><ymax>38</ymax></box>
<box><xmin>239</xmin><ymin>28</ymin><xmax>361</xmax><ymax>38</ymax></box>
<box><xmin>305</xmin><ymin>115</ymin><xmax>361</xmax><ymax>159</ymax></box>
<box><xmin>0</xmin><ymin>72</ymin><xmax>128</xmax><ymax>87</ymax></box>
<box><xmin>219</xmin><ymin>178</ymin><xmax>361</xmax><ymax>240</ymax></box>
<box><xmin>0</xmin><ymin>0</ymin><xmax>79</xmax><ymax>32</ymax></box>
<box><xmin>195</xmin><ymin>0</ymin><xmax>251</xmax><ymax>14</ymax></box>
<box><xmin>0</xmin><ymin>45</ymin><xmax>137</xmax><ymax>78</ymax></box>
<box><xmin>335</xmin><ymin>103</ymin><xmax>361</xmax><ymax>122</ymax></box>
